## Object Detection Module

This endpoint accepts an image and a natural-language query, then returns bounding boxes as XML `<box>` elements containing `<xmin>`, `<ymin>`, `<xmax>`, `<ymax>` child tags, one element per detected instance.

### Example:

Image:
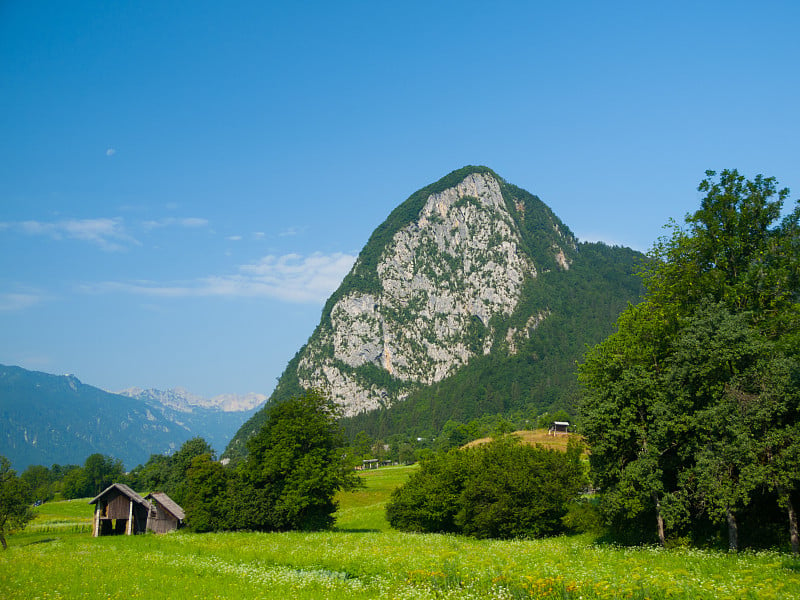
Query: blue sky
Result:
<box><xmin>1</xmin><ymin>1</ymin><xmax>798</xmax><ymax>398</ymax></box>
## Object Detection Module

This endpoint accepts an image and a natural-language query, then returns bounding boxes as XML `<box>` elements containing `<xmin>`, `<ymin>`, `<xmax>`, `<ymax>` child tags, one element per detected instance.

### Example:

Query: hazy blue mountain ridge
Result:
<box><xmin>0</xmin><ymin>365</ymin><xmax>263</xmax><ymax>470</ymax></box>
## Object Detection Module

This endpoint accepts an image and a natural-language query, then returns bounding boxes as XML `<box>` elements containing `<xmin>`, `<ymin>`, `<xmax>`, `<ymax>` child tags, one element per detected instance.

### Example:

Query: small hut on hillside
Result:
<box><xmin>549</xmin><ymin>421</ymin><xmax>570</xmax><ymax>436</ymax></box>
<box><xmin>89</xmin><ymin>483</ymin><xmax>150</xmax><ymax>536</ymax></box>
<box><xmin>145</xmin><ymin>492</ymin><xmax>185</xmax><ymax>533</ymax></box>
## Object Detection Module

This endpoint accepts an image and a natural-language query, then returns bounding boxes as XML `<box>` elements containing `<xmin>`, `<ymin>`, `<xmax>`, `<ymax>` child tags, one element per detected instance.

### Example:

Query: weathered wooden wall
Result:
<box><xmin>147</xmin><ymin>504</ymin><xmax>179</xmax><ymax>534</ymax></box>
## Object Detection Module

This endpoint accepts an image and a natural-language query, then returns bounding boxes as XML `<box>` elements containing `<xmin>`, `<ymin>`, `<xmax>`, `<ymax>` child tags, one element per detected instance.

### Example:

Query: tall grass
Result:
<box><xmin>1</xmin><ymin>464</ymin><xmax>798</xmax><ymax>599</ymax></box>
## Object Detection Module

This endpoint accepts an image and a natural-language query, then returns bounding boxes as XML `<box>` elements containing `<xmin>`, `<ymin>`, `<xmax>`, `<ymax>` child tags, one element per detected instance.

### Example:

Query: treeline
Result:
<box><xmin>344</xmin><ymin>408</ymin><xmax>573</xmax><ymax>468</ymax></box>
<box><xmin>580</xmin><ymin>169</ymin><xmax>800</xmax><ymax>553</ymax></box>
<box><xmin>15</xmin><ymin>438</ymin><xmax>216</xmax><ymax>506</ymax></box>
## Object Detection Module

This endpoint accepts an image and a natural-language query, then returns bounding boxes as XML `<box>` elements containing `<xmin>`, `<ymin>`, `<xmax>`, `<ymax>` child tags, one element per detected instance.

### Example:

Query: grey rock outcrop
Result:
<box><xmin>294</xmin><ymin>171</ymin><xmax>566</xmax><ymax>416</ymax></box>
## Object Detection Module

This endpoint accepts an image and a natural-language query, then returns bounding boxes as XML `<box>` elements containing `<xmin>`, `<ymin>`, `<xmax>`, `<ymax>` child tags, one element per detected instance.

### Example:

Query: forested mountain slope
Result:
<box><xmin>0</xmin><ymin>365</ymin><xmax>191</xmax><ymax>469</ymax></box>
<box><xmin>226</xmin><ymin>166</ymin><xmax>644</xmax><ymax>457</ymax></box>
<box><xmin>0</xmin><ymin>365</ymin><xmax>263</xmax><ymax>469</ymax></box>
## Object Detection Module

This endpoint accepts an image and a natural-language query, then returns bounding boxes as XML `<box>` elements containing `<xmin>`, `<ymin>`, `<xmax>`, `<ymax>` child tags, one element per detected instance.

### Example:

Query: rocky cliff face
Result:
<box><xmin>290</xmin><ymin>169</ymin><xmax>574</xmax><ymax>416</ymax></box>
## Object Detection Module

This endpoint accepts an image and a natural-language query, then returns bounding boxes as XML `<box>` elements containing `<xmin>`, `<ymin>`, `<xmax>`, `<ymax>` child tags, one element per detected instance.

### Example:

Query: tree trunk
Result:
<box><xmin>787</xmin><ymin>494</ymin><xmax>799</xmax><ymax>556</ymax></box>
<box><xmin>653</xmin><ymin>492</ymin><xmax>666</xmax><ymax>547</ymax></box>
<box><xmin>0</xmin><ymin>532</ymin><xmax>6</xmax><ymax>550</ymax></box>
<box><xmin>726</xmin><ymin>506</ymin><xmax>738</xmax><ymax>552</ymax></box>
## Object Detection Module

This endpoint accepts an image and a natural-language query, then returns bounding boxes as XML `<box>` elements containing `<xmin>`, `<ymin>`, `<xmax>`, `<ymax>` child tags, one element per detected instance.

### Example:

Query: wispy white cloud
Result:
<box><xmin>1</xmin><ymin>213</ymin><xmax>211</xmax><ymax>250</ymax></box>
<box><xmin>84</xmin><ymin>252</ymin><xmax>357</xmax><ymax>304</ymax></box>
<box><xmin>226</xmin><ymin>235</ymin><xmax>243</xmax><ymax>241</ymax></box>
<box><xmin>2</xmin><ymin>217</ymin><xmax>138</xmax><ymax>251</ymax></box>
<box><xmin>279</xmin><ymin>226</ymin><xmax>305</xmax><ymax>237</ymax></box>
<box><xmin>106</xmin><ymin>148</ymin><xmax>116</xmax><ymax>156</ymax></box>
<box><xmin>0</xmin><ymin>292</ymin><xmax>43</xmax><ymax>311</ymax></box>
<box><xmin>142</xmin><ymin>217</ymin><xmax>209</xmax><ymax>230</ymax></box>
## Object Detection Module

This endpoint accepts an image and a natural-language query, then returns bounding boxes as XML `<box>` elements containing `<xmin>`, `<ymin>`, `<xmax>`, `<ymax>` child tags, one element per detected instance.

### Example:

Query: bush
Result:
<box><xmin>561</xmin><ymin>498</ymin><xmax>604</xmax><ymax>534</ymax></box>
<box><xmin>387</xmin><ymin>437</ymin><xmax>587</xmax><ymax>539</ymax></box>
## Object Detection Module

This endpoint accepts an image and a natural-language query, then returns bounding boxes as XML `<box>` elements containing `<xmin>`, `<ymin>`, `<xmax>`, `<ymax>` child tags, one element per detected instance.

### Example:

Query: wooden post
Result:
<box><xmin>126</xmin><ymin>499</ymin><xmax>133</xmax><ymax>535</ymax></box>
<box><xmin>92</xmin><ymin>506</ymin><xmax>100</xmax><ymax>537</ymax></box>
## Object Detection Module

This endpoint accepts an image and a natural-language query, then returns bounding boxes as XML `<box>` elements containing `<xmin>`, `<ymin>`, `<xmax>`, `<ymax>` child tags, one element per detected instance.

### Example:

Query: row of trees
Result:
<box><xmin>2</xmin><ymin>391</ymin><xmax>358</xmax><ymax>544</ymax></box>
<box><xmin>345</xmin><ymin>408</ymin><xmax>573</xmax><ymax>466</ymax></box>
<box><xmin>13</xmin><ymin>454</ymin><xmax>125</xmax><ymax>502</ymax></box>
<box><xmin>580</xmin><ymin>170</ymin><xmax>800</xmax><ymax>552</ymax></box>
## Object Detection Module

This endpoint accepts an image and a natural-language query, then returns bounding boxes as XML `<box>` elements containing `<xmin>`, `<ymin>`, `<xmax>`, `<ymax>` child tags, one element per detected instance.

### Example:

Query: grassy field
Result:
<box><xmin>464</xmin><ymin>430</ymin><xmax>585</xmax><ymax>453</ymax></box>
<box><xmin>2</xmin><ymin>464</ymin><xmax>799</xmax><ymax>599</ymax></box>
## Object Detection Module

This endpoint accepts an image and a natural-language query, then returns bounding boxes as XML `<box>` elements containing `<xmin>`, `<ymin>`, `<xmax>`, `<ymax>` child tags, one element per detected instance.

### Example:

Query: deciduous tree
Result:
<box><xmin>184</xmin><ymin>453</ymin><xmax>230</xmax><ymax>533</ymax></box>
<box><xmin>580</xmin><ymin>169</ymin><xmax>799</xmax><ymax>549</ymax></box>
<box><xmin>0</xmin><ymin>456</ymin><xmax>33</xmax><ymax>550</ymax></box>
<box><xmin>238</xmin><ymin>389</ymin><xmax>361</xmax><ymax>531</ymax></box>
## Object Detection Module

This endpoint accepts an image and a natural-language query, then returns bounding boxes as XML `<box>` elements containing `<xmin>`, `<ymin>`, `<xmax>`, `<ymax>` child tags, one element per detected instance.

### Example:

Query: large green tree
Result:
<box><xmin>61</xmin><ymin>453</ymin><xmax>124</xmax><ymax>499</ymax></box>
<box><xmin>0</xmin><ymin>456</ymin><xmax>33</xmax><ymax>550</ymax></box>
<box><xmin>127</xmin><ymin>437</ymin><xmax>215</xmax><ymax>504</ymax></box>
<box><xmin>236</xmin><ymin>389</ymin><xmax>361</xmax><ymax>531</ymax></box>
<box><xmin>184</xmin><ymin>453</ymin><xmax>230</xmax><ymax>533</ymax></box>
<box><xmin>163</xmin><ymin>437</ymin><xmax>214</xmax><ymax>505</ymax></box>
<box><xmin>20</xmin><ymin>465</ymin><xmax>55</xmax><ymax>503</ymax></box>
<box><xmin>580</xmin><ymin>169</ymin><xmax>799</xmax><ymax>550</ymax></box>
<box><xmin>83</xmin><ymin>453</ymin><xmax>124</xmax><ymax>496</ymax></box>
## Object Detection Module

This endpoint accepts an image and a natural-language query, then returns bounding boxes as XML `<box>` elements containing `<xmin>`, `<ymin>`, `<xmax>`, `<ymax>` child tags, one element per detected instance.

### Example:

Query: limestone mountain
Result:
<box><xmin>226</xmin><ymin>166</ymin><xmax>644</xmax><ymax>457</ymax></box>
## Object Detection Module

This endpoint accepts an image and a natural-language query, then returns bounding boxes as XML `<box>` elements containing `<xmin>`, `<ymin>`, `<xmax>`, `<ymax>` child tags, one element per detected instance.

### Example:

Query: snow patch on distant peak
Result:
<box><xmin>117</xmin><ymin>387</ymin><xmax>267</xmax><ymax>413</ymax></box>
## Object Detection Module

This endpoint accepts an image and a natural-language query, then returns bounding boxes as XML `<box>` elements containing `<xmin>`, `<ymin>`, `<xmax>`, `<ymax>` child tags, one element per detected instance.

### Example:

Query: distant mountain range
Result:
<box><xmin>118</xmin><ymin>387</ymin><xmax>266</xmax><ymax>413</ymax></box>
<box><xmin>116</xmin><ymin>386</ymin><xmax>265</xmax><ymax>457</ymax></box>
<box><xmin>226</xmin><ymin>166</ymin><xmax>645</xmax><ymax>458</ymax></box>
<box><xmin>0</xmin><ymin>364</ymin><xmax>265</xmax><ymax>470</ymax></box>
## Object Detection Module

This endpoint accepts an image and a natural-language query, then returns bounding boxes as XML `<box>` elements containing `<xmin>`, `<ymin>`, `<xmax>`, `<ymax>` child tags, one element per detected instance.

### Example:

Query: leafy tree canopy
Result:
<box><xmin>387</xmin><ymin>437</ymin><xmax>586</xmax><ymax>539</ymax></box>
<box><xmin>0</xmin><ymin>455</ymin><xmax>33</xmax><ymax>549</ymax></box>
<box><xmin>185</xmin><ymin>390</ymin><xmax>361</xmax><ymax>533</ymax></box>
<box><xmin>579</xmin><ymin>169</ymin><xmax>800</xmax><ymax>551</ymax></box>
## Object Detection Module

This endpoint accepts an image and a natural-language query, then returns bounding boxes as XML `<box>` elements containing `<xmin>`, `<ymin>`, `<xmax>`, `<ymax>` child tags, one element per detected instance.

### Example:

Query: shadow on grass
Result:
<box><xmin>24</xmin><ymin>537</ymin><xmax>57</xmax><ymax>546</ymax></box>
<box><xmin>783</xmin><ymin>557</ymin><xmax>800</xmax><ymax>572</ymax></box>
<box><xmin>334</xmin><ymin>528</ymin><xmax>381</xmax><ymax>533</ymax></box>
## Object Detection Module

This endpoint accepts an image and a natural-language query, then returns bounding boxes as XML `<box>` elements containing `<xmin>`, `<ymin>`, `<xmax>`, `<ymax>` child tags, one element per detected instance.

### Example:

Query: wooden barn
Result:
<box><xmin>89</xmin><ymin>483</ymin><xmax>150</xmax><ymax>536</ymax></box>
<box><xmin>89</xmin><ymin>484</ymin><xmax>186</xmax><ymax>536</ymax></box>
<box><xmin>549</xmin><ymin>421</ymin><xmax>570</xmax><ymax>435</ymax></box>
<box><xmin>145</xmin><ymin>492</ymin><xmax>185</xmax><ymax>533</ymax></box>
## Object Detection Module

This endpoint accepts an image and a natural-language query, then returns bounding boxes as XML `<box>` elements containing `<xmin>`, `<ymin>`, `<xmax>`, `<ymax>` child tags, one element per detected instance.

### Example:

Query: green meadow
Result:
<box><xmin>2</xmin><ymin>465</ymin><xmax>799</xmax><ymax>599</ymax></box>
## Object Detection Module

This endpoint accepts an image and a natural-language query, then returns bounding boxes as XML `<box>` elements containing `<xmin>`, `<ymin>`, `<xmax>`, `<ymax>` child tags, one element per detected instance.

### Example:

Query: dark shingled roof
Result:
<box><xmin>145</xmin><ymin>492</ymin><xmax>185</xmax><ymax>520</ymax></box>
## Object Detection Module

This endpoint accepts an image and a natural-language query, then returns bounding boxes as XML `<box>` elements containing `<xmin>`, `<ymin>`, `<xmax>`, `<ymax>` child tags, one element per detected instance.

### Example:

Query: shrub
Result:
<box><xmin>387</xmin><ymin>437</ymin><xmax>587</xmax><ymax>539</ymax></box>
